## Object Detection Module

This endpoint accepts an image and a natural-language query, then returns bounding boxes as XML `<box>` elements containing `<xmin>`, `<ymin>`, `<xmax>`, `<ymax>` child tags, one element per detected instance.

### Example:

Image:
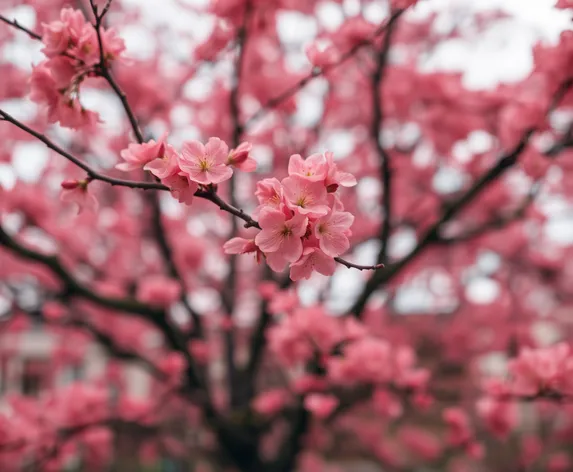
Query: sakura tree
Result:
<box><xmin>0</xmin><ymin>0</ymin><xmax>572</xmax><ymax>470</ymax></box>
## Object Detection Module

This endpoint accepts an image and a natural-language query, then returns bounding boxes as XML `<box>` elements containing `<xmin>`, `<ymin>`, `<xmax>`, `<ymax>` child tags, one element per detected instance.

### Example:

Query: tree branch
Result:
<box><xmin>148</xmin><ymin>193</ymin><xmax>204</xmax><ymax>337</ymax></box>
<box><xmin>370</xmin><ymin>13</ymin><xmax>400</xmax><ymax>265</ymax></box>
<box><xmin>89</xmin><ymin>0</ymin><xmax>145</xmax><ymax>144</ymax></box>
<box><xmin>0</xmin><ymin>109</ymin><xmax>165</xmax><ymax>189</ymax></box>
<box><xmin>436</xmin><ymin>182</ymin><xmax>541</xmax><ymax>244</ymax></box>
<box><xmin>349</xmin><ymin>131</ymin><xmax>534</xmax><ymax>317</ymax></box>
<box><xmin>244</xmin><ymin>9</ymin><xmax>405</xmax><ymax>129</ymax></box>
<box><xmin>224</xmin><ymin>0</ymin><xmax>252</xmax><ymax>410</ymax></box>
<box><xmin>349</xmin><ymin>79</ymin><xmax>573</xmax><ymax>317</ymax></box>
<box><xmin>0</xmin><ymin>13</ymin><xmax>41</xmax><ymax>40</ymax></box>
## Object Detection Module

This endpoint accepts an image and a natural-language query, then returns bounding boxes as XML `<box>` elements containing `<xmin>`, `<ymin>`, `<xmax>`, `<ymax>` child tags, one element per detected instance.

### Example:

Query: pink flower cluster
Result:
<box><xmin>224</xmin><ymin>152</ymin><xmax>357</xmax><ymax>279</ymax></box>
<box><xmin>267</xmin><ymin>304</ymin><xmax>428</xmax><ymax>392</ymax></box>
<box><xmin>328</xmin><ymin>340</ymin><xmax>429</xmax><ymax>389</ymax></box>
<box><xmin>507</xmin><ymin>343</ymin><xmax>573</xmax><ymax>397</ymax></box>
<box><xmin>116</xmin><ymin>134</ymin><xmax>256</xmax><ymax>205</ymax></box>
<box><xmin>60</xmin><ymin>178</ymin><xmax>99</xmax><ymax>214</ymax></box>
<box><xmin>443</xmin><ymin>408</ymin><xmax>483</xmax><ymax>458</ymax></box>
<box><xmin>476</xmin><ymin>344</ymin><xmax>573</xmax><ymax>439</ymax></box>
<box><xmin>30</xmin><ymin>8</ymin><xmax>125</xmax><ymax>128</ymax></box>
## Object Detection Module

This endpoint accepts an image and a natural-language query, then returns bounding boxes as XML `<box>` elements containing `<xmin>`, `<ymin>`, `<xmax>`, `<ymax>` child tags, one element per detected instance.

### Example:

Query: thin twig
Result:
<box><xmin>0</xmin><ymin>14</ymin><xmax>41</xmax><ymax>39</ymax></box>
<box><xmin>0</xmin><ymin>109</ymin><xmax>165</xmax><ymax>189</ymax></box>
<box><xmin>370</xmin><ymin>13</ymin><xmax>400</xmax><ymax>265</ymax></box>
<box><xmin>243</xmin><ymin>9</ymin><xmax>405</xmax><ymax>129</ymax></box>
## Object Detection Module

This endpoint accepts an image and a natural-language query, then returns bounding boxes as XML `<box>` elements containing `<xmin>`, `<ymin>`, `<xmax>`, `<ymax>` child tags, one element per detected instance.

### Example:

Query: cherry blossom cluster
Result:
<box><xmin>30</xmin><ymin>8</ymin><xmax>125</xmax><ymax>128</ymax></box>
<box><xmin>115</xmin><ymin>133</ymin><xmax>255</xmax><ymax>204</ymax></box>
<box><xmin>305</xmin><ymin>0</ymin><xmax>420</xmax><ymax>68</ymax></box>
<box><xmin>488</xmin><ymin>343</ymin><xmax>573</xmax><ymax>399</ymax></box>
<box><xmin>261</xmin><ymin>304</ymin><xmax>429</xmax><ymax>420</ymax></box>
<box><xmin>0</xmin><ymin>383</ymin><xmax>110</xmax><ymax>469</ymax></box>
<box><xmin>476</xmin><ymin>344</ymin><xmax>573</xmax><ymax>439</ymax></box>
<box><xmin>225</xmin><ymin>153</ymin><xmax>358</xmax><ymax>279</ymax></box>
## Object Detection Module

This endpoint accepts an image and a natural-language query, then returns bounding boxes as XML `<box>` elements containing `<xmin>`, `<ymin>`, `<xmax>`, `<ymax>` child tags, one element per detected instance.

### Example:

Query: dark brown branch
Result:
<box><xmin>0</xmin><ymin>14</ymin><xmax>41</xmax><ymax>40</ymax></box>
<box><xmin>0</xmin><ymin>222</ymin><xmax>210</xmax><ymax>399</ymax></box>
<box><xmin>349</xmin><ymin>79</ymin><xmax>573</xmax><ymax>317</ymax></box>
<box><xmin>269</xmin><ymin>398</ymin><xmax>310</xmax><ymax>472</ymax></box>
<box><xmin>349</xmin><ymin>130</ymin><xmax>535</xmax><ymax>317</ymax></box>
<box><xmin>371</xmin><ymin>14</ymin><xmax>400</xmax><ymax>265</ymax></box>
<box><xmin>224</xmin><ymin>0</ymin><xmax>252</xmax><ymax>410</ymax></box>
<box><xmin>334</xmin><ymin>258</ymin><xmax>385</xmax><ymax>271</ymax></box>
<box><xmin>436</xmin><ymin>182</ymin><xmax>540</xmax><ymax>244</ymax></box>
<box><xmin>0</xmin><ymin>224</ymin><xmax>165</xmax><ymax>319</ymax></box>
<box><xmin>147</xmin><ymin>192</ymin><xmax>204</xmax><ymax>337</ymax></box>
<box><xmin>89</xmin><ymin>0</ymin><xmax>145</xmax><ymax>144</ymax></box>
<box><xmin>244</xmin><ymin>9</ymin><xmax>405</xmax><ymax>129</ymax></box>
<box><xmin>87</xmin><ymin>2</ymin><xmax>205</xmax><ymax>339</ymax></box>
<box><xmin>0</xmin><ymin>109</ymin><xmax>165</xmax><ymax>189</ymax></box>
<box><xmin>0</xmin><ymin>14</ymin><xmax>81</xmax><ymax>62</ymax></box>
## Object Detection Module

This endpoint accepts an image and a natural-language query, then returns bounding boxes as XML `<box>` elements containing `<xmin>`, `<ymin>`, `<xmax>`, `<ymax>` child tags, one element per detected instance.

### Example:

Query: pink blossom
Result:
<box><xmin>305</xmin><ymin>42</ymin><xmax>341</xmax><ymax>69</ymax></box>
<box><xmin>60</xmin><ymin>179</ymin><xmax>98</xmax><ymax>214</ymax></box>
<box><xmin>159</xmin><ymin>352</ymin><xmax>185</xmax><ymax>385</ymax></box>
<box><xmin>391</xmin><ymin>0</ymin><xmax>420</xmax><ymax>8</ymax></box>
<box><xmin>548</xmin><ymin>453</ymin><xmax>571</xmax><ymax>472</ymax></box>
<box><xmin>100</xmin><ymin>28</ymin><xmax>126</xmax><ymax>62</ymax></box>
<box><xmin>143</xmin><ymin>145</ymin><xmax>181</xmax><ymax>180</ymax></box>
<box><xmin>117</xmin><ymin>133</ymin><xmax>169</xmax><ymax>172</ymax></box>
<box><xmin>30</xmin><ymin>63</ymin><xmax>98</xmax><ymax>129</ymax></box>
<box><xmin>400</xmin><ymin>427</ymin><xmax>442</xmax><ymax>461</ymax></box>
<box><xmin>137</xmin><ymin>275</ymin><xmax>181</xmax><ymax>307</ymax></box>
<box><xmin>255</xmin><ymin>208</ymin><xmax>308</xmax><ymax>272</ymax></box>
<box><xmin>195</xmin><ymin>20</ymin><xmax>234</xmax><ymax>61</ymax></box>
<box><xmin>43</xmin><ymin>301</ymin><xmax>67</xmax><ymax>322</ymax></box>
<box><xmin>162</xmin><ymin>173</ymin><xmax>199</xmax><ymax>205</ymax></box>
<box><xmin>313</xmin><ymin>208</ymin><xmax>354</xmax><ymax>257</ymax></box>
<box><xmin>41</xmin><ymin>7</ymin><xmax>124</xmax><ymax>66</ymax></box>
<box><xmin>29</xmin><ymin>63</ymin><xmax>59</xmax><ymax>110</ymax></box>
<box><xmin>258</xmin><ymin>281</ymin><xmax>278</xmax><ymax>300</ymax></box>
<box><xmin>41</xmin><ymin>20</ymin><xmax>70</xmax><ymax>58</ymax></box>
<box><xmin>508</xmin><ymin>343</ymin><xmax>573</xmax><ymax>396</ymax></box>
<box><xmin>223</xmin><ymin>237</ymin><xmax>263</xmax><ymax>263</ymax></box>
<box><xmin>328</xmin><ymin>338</ymin><xmax>395</xmax><ymax>385</ymax></box>
<box><xmin>324</xmin><ymin>152</ymin><xmax>357</xmax><ymax>192</ymax></box>
<box><xmin>293</xmin><ymin>375</ymin><xmax>328</xmax><ymax>394</ymax></box>
<box><xmin>40</xmin><ymin>9</ymin><xmax>84</xmax><ymax>57</ymax></box>
<box><xmin>337</xmin><ymin>17</ymin><xmax>376</xmax><ymax>49</ymax></box>
<box><xmin>290</xmin><ymin>246</ymin><xmax>336</xmax><ymax>281</ymax></box>
<box><xmin>443</xmin><ymin>408</ymin><xmax>472</xmax><ymax>447</ymax></box>
<box><xmin>268</xmin><ymin>306</ymin><xmax>342</xmax><ymax>366</ymax></box>
<box><xmin>372</xmin><ymin>389</ymin><xmax>403</xmax><ymax>418</ymax></box>
<box><xmin>254</xmin><ymin>178</ymin><xmax>284</xmax><ymax>215</ymax></box>
<box><xmin>179</xmin><ymin>138</ymin><xmax>233</xmax><ymax>185</ymax></box>
<box><xmin>476</xmin><ymin>396</ymin><xmax>518</xmax><ymax>439</ymax></box>
<box><xmin>45</xmin><ymin>57</ymin><xmax>76</xmax><ymax>89</ymax></box>
<box><xmin>304</xmin><ymin>394</ymin><xmax>338</xmax><ymax>419</ymax></box>
<box><xmin>188</xmin><ymin>340</ymin><xmax>210</xmax><ymax>365</ymax></box>
<box><xmin>252</xmin><ymin>389</ymin><xmax>289</xmax><ymax>416</ymax></box>
<box><xmin>227</xmin><ymin>142</ymin><xmax>257</xmax><ymax>172</ymax></box>
<box><xmin>288</xmin><ymin>153</ymin><xmax>328</xmax><ymax>182</ymax></box>
<box><xmin>282</xmin><ymin>175</ymin><xmax>330</xmax><ymax>217</ymax></box>
<box><xmin>520</xmin><ymin>148</ymin><xmax>551</xmax><ymax>179</ymax></box>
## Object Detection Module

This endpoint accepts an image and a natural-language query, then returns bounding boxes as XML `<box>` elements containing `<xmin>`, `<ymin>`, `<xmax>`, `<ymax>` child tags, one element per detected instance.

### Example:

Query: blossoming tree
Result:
<box><xmin>0</xmin><ymin>0</ymin><xmax>572</xmax><ymax>470</ymax></box>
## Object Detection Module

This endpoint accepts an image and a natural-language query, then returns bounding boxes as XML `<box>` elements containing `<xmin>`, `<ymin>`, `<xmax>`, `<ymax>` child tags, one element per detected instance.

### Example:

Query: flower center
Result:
<box><xmin>296</xmin><ymin>196</ymin><xmax>308</xmax><ymax>208</ymax></box>
<box><xmin>281</xmin><ymin>226</ymin><xmax>292</xmax><ymax>237</ymax></box>
<box><xmin>199</xmin><ymin>158</ymin><xmax>210</xmax><ymax>172</ymax></box>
